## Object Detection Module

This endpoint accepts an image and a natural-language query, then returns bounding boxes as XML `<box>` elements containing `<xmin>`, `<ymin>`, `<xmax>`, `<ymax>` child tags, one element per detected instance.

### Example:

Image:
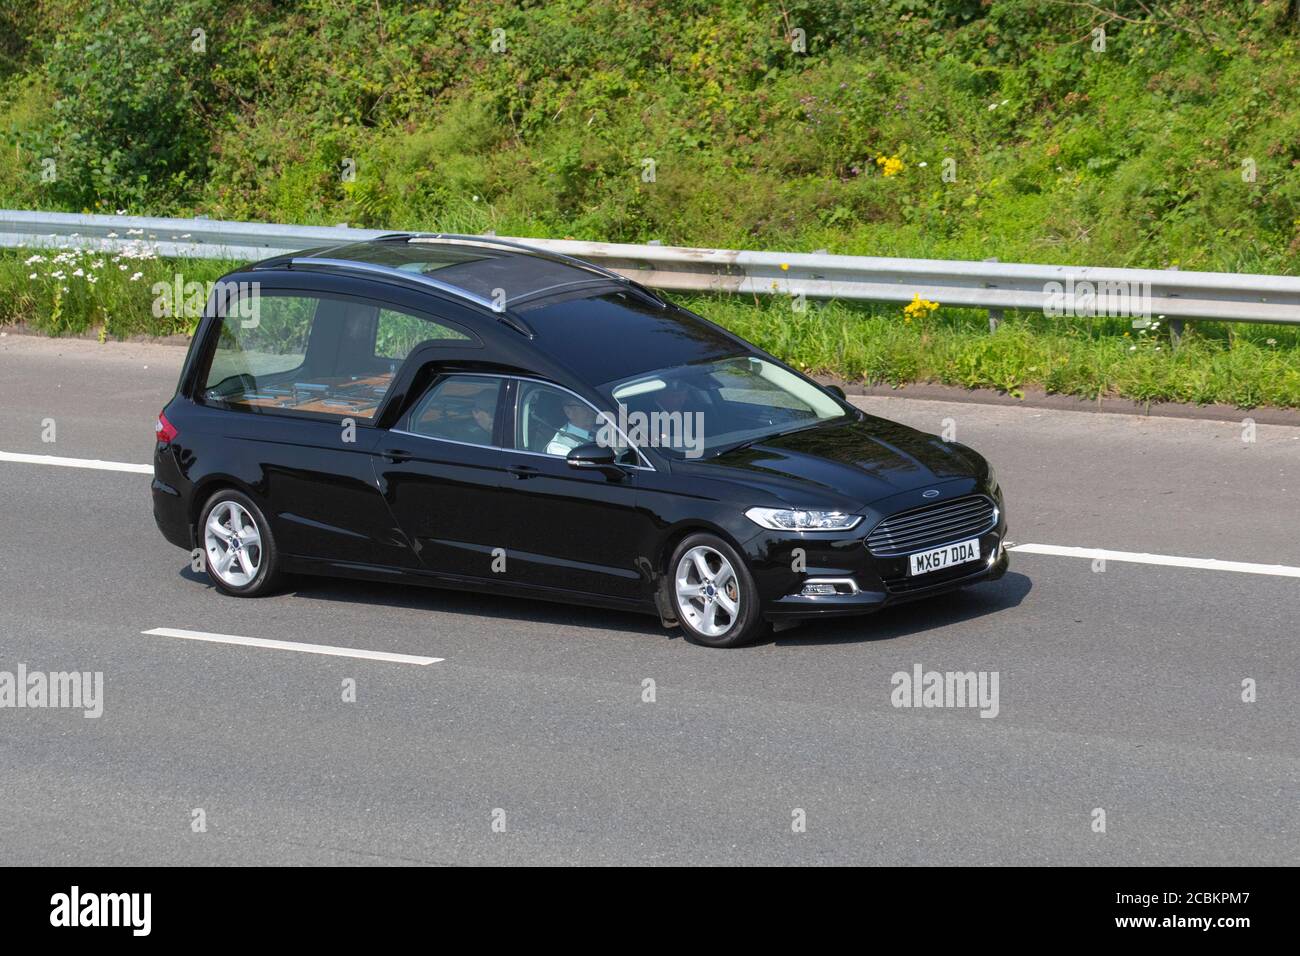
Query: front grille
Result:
<box><xmin>866</xmin><ymin>495</ymin><xmax>997</xmax><ymax>557</ymax></box>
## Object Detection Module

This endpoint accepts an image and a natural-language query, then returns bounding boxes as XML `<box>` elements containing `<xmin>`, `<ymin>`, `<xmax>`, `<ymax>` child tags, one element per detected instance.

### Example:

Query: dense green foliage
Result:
<box><xmin>698</xmin><ymin>294</ymin><xmax>1300</xmax><ymax>409</ymax></box>
<box><xmin>2</xmin><ymin>0</ymin><xmax>1299</xmax><ymax>406</ymax></box>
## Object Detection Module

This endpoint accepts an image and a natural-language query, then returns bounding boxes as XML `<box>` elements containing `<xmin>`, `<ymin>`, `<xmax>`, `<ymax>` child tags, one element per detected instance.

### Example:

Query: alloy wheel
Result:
<box><xmin>674</xmin><ymin>545</ymin><xmax>740</xmax><ymax>638</ymax></box>
<box><xmin>204</xmin><ymin>500</ymin><xmax>263</xmax><ymax>588</ymax></box>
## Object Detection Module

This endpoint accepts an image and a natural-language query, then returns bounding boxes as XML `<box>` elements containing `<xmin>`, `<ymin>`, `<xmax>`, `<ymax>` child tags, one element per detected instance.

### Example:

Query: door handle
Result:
<box><xmin>507</xmin><ymin>464</ymin><xmax>540</xmax><ymax>479</ymax></box>
<box><xmin>381</xmin><ymin>448</ymin><xmax>413</xmax><ymax>463</ymax></box>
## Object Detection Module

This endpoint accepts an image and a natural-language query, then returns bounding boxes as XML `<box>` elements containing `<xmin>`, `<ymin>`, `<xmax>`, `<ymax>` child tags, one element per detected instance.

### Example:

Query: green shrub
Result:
<box><xmin>16</xmin><ymin>0</ymin><xmax>233</xmax><ymax>211</ymax></box>
<box><xmin>1</xmin><ymin>0</ymin><xmax>1299</xmax><ymax>406</ymax></box>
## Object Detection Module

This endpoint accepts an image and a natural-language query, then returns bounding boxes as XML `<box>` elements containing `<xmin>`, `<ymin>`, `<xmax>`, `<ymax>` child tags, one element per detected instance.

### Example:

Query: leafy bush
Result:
<box><xmin>18</xmin><ymin>0</ymin><xmax>225</xmax><ymax>211</ymax></box>
<box><xmin>2</xmin><ymin>0</ymin><xmax>1299</xmax><ymax>407</ymax></box>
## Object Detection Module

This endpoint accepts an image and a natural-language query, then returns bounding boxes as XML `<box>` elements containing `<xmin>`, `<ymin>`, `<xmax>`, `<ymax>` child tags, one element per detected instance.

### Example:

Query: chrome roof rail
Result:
<box><xmin>287</xmin><ymin>257</ymin><xmax>496</xmax><ymax>310</ymax></box>
<box><xmin>286</xmin><ymin>257</ymin><xmax>535</xmax><ymax>337</ymax></box>
<box><xmin>504</xmin><ymin>277</ymin><xmax>621</xmax><ymax>309</ymax></box>
<box><xmin>380</xmin><ymin>232</ymin><xmax>666</xmax><ymax>307</ymax></box>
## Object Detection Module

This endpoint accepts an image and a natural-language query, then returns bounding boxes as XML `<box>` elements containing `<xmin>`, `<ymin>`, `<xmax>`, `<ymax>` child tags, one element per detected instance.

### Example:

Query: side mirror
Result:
<box><xmin>567</xmin><ymin>442</ymin><xmax>616</xmax><ymax>468</ymax></box>
<box><xmin>567</xmin><ymin>442</ymin><xmax>625</xmax><ymax>479</ymax></box>
<box><xmin>826</xmin><ymin>384</ymin><xmax>847</xmax><ymax>401</ymax></box>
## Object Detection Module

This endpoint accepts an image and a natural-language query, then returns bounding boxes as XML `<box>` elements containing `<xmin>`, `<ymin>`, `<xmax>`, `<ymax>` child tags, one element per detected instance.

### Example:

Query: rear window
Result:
<box><xmin>376</xmin><ymin>307</ymin><xmax>470</xmax><ymax>360</ymax></box>
<box><xmin>204</xmin><ymin>294</ymin><xmax>314</xmax><ymax>392</ymax></box>
<box><xmin>201</xmin><ymin>291</ymin><xmax>474</xmax><ymax>422</ymax></box>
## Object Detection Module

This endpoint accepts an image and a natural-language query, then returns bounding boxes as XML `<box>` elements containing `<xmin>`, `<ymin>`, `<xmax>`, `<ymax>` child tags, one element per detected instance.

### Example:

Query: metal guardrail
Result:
<box><xmin>3</xmin><ymin>209</ymin><xmax>1298</xmax><ymax>324</ymax></box>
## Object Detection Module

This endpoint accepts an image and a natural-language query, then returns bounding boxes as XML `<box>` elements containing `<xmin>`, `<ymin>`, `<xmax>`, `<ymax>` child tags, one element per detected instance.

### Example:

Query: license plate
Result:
<box><xmin>908</xmin><ymin>538</ymin><xmax>981</xmax><ymax>576</ymax></box>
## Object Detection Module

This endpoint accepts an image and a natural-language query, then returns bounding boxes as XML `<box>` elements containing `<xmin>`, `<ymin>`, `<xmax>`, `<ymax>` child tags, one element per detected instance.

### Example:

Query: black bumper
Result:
<box><xmin>151</xmin><ymin>444</ymin><xmax>193</xmax><ymax>551</ymax></box>
<box><xmin>762</xmin><ymin>544</ymin><xmax>1009</xmax><ymax>621</ymax></box>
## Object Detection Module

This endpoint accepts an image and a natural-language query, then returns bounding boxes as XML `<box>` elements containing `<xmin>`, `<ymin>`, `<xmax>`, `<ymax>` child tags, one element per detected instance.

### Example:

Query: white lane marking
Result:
<box><xmin>6</xmin><ymin>448</ymin><xmax>1296</xmax><ymax>583</ymax></box>
<box><xmin>141</xmin><ymin>627</ymin><xmax>443</xmax><ymax>665</ymax></box>
<box><xmin>1010</xmin><ymin>543</ymin><xmax>1300</xmax><ymax>578</ymax></box>
<box><xmin>0</xmin><ymin>450</ymin><xmax>152</xmax><ymax>474</ymax></box>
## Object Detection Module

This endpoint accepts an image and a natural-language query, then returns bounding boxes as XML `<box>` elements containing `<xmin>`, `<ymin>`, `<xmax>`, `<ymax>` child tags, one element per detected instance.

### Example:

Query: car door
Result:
<box><xmin>375</xmin><ymin>373</ymin><xmax>519</xmax><ymax>580</ymax></box>
<box><xmin>489</xmin><ymin>377</ymin><xmax>653</xmax><ymax>600</ymax></box>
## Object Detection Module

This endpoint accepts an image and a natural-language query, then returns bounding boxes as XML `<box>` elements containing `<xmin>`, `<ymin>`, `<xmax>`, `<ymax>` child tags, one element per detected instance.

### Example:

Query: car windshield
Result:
<box><xmin>600</xmin><ymin>356</ymin><xmax>847</xmax><ymax>459</ymax></box>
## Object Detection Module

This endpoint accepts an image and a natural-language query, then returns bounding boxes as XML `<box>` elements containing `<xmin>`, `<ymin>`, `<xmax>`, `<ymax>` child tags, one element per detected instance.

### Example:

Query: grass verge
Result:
<box><xmin>3</xmin><ymin>250</ymin><xmax>1298</xmax><ymax>409</ymax></box>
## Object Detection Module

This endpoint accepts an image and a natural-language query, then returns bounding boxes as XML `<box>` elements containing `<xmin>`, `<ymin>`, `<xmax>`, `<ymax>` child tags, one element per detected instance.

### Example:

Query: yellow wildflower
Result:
<box><xmin>903</xmin><ymin>293</ymin><xmax>940</xmax><ymax>320</ymax></box>
<box><xmin>876</xmin><ymin>155</ymin><xmax>904</xmax><ymax>177</ymax></box>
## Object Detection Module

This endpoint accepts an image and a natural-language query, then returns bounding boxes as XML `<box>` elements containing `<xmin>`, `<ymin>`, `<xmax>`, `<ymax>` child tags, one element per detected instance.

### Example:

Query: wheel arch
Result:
<box><xmin>654</xmin><ymin>520</ymin><xmax>751</xmax><ymax>579</ymax></box>
<box><xmin>188</xmin><ymin>474</ymin><xmax>267</xmax><ymax>539</ymax></box>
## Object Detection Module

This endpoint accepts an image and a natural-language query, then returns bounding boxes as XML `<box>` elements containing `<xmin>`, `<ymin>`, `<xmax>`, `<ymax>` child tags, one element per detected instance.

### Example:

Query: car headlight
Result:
<box><xmin>985</xmin><ymin>463</ymin><xmax>1000</xmax><ymax>496</ymax></box>
<box><xmin>745</xmin><ymin>507</ymin><xmax>862</xmax><ymax>531</ymax></box>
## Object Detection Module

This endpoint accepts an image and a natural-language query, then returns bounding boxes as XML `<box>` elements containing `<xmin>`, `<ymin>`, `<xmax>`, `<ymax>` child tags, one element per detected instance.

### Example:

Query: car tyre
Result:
<box><xmin>668</xmin><ymin>532</ymin><xmax>769</xmax><ymax>648</ymax></box>
<box><xmin>198</xmin><ymin>489</ymin><xmax>282</xmax><ymax>597</ymax></box>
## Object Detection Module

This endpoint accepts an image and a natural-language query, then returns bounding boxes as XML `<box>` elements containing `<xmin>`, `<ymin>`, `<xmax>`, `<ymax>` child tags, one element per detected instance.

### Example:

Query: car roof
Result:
<box><xmin>252</xmin><ymin>234</ymin><xmax>652</xmax><ymax>312</ymax></box>
<box><xmin>245</xmin><ymin>235</ymin><xmax>749</xmax><ymax>385</ymax></box>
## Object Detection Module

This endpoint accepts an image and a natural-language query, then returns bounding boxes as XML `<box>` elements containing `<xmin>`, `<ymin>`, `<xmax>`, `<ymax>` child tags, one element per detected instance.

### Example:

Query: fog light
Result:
<box><xmin>799</xmin><ymin>578</ymin><xmax>859</xmax><ymax>596</ymax></box>
<box><xmin>802</xmin><ymin>582</ymin><xmax>837</xmax><ymax>596</ymax></box>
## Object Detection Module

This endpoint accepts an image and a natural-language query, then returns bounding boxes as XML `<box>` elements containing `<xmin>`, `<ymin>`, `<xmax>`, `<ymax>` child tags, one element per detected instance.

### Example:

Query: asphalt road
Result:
<box><xmin>0</xmin><ymin>333</ymin><xmax>1296</xmax><ymax>865</ymax></box>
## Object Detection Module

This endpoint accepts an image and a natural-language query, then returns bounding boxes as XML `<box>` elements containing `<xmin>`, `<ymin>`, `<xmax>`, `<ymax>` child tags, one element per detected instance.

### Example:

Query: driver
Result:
<box><xmin>546</xmin><ymin>397</ymin><xmax>599</xmax><ymax>456</ymax></box>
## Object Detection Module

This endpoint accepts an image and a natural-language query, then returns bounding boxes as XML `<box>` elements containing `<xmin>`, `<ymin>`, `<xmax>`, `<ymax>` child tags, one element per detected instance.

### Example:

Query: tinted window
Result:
<box><xmin>516</xmin><ymin>381</ymin><xmax>596</xmax><ymax>456</ymax></box>
<box><xmin>514</xmin><ymin>380</ymin><xmax>640</xmax><ymax>464</ymax></box>
<box><xmin>201</xmin><ymin>293</ymin><xmax>472</xmax><ymax>422</ymax></box>
<box><xmin>375</xmin><ymin>307</ymin><xmax>470</xmax><ymax>360</ymax></box>
<box><xmin>406</xmin><ymin>376</ymin><xmax>503</xmax><ymax>447</ymax></box>
<box><xmin>205</xmin><ymin>294</ymin><xmax>313</xmax><ymax>388</ymax></box>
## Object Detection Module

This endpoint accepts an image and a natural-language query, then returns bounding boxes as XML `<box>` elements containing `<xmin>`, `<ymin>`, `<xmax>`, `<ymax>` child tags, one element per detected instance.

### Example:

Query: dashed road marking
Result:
<box><xmin>5</xmin><ymin>450</ymin><xmax>1296</xmax><ymax>582</ymax></box>
<box><xmin>141</xmin><ymin>627</ymin><xmax>443</xmax><ymax>665</ymax></box>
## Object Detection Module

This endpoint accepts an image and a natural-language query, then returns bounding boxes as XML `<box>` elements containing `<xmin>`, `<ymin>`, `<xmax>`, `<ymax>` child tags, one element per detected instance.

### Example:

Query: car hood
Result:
<box><xmin>680</xmin><ymin>414</ymin><xmax>985</xmax><ymax>508</ymax></box>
